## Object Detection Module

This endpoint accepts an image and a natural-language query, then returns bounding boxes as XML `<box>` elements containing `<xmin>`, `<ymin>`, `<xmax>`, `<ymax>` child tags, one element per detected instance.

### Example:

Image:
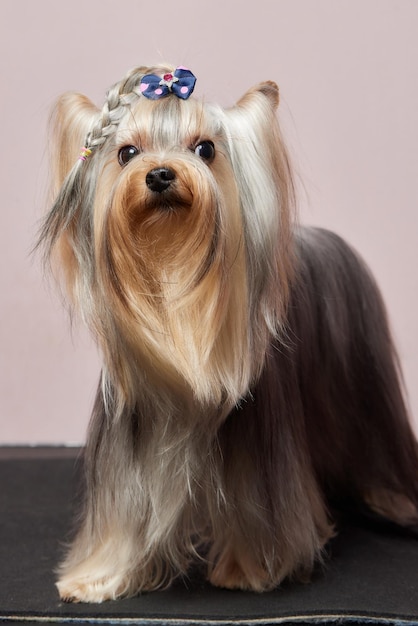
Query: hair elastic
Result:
<box><xmin>79</xmin><ymin>147</ymin><xmax>92</xmax><ymax>161</ymax></box>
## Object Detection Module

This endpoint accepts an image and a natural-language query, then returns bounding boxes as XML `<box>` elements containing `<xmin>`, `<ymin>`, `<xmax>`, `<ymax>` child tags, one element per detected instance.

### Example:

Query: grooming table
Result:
<box><xmin>1</xmin><ymin>447</ymin><xmax>418</xmax><ymax>625</ymax></box>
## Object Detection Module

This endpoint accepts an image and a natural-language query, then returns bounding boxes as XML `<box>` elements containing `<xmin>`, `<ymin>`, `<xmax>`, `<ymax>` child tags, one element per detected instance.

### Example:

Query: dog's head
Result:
<box><xmin>40</xmin><ymin>65</ymin><xmax>294</xmax><ymax>413</ymax></box>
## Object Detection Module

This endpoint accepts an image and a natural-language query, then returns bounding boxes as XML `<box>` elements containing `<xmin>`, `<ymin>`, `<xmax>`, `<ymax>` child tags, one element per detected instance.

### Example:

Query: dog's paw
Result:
<box><xmin>56</xmin><ymin>574</ymin><xmax>130</xmax><ymax>603</ymax></box>
<box><xmin>365</xmin><ymin>488</ymin><xmax>418</xmax><ymax>528</ymax></box>
<box><xmin>209</xmin><ymin>561</ymin><xmax>252</xmax><ymax>591</ymax></box>
<box><xmin>209</xmin><ymin>549</ymin><xmax>272</xmax><ymax>592</ymax></box>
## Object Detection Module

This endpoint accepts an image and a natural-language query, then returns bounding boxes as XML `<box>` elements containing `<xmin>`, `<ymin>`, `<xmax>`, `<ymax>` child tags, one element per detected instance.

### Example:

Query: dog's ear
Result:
<box><xmin>223</xmin><ymin>79</ymin><xmax>294</xmax><ymax>329</ymax></box>
<box><xmin>49</xmin><ymin>93</ymin><xmax>99</xmax><ymax>193</ymax></box>
<box><xmin>234</xmin><ymin>81</ymin><xmax>280</xmax><ymax>112</ymax></box>
<box><xmin>226</xmin><ymin>80</ymin><xmax>281</xmax><ymax>141</ymax></box>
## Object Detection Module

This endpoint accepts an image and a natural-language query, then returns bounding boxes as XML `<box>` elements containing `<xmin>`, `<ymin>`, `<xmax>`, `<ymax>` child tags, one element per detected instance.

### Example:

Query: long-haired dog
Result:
<box><xmin>38</xmin><ymin>64</ymin><xmax>418</xmax><ymax>603</ymax></box>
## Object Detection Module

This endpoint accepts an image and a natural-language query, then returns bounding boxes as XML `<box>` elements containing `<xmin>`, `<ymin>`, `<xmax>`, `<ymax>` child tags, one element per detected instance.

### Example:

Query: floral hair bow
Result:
<box><xmin>139</xmin><ymin>67</ymin><xmax>196</xmax><ymax>100</ymax></box>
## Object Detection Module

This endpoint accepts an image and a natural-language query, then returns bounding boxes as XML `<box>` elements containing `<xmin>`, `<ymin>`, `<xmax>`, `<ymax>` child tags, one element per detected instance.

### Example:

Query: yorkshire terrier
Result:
<box><xmin>38</xmin><ymin>64</ymin><xmax>418</xmax><ymax>603</ymax></box>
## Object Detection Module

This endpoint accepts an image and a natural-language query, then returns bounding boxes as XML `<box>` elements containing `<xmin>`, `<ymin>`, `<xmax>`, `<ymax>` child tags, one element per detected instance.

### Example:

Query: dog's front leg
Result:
<box><xmin>207</xmin><ymin>365</ymin><xmax>333</xmax><ymax>592</ymax></box>
<box><xmin>56</xmin><ymin>521</ymin><xmax>143</xmax><ymax>603</ymax></box>
<box><xmin>56</xmin><ymin>462</ymin><xmax>181</xmax><ymax>603</ymax></box>
<box><xmin>56</xmin><ymin>383</ymin><xmax>199</xmax><ymax>603</ymax></box>
<box><xmin>207</xmin><ymin>472</ymin><xmax>332</xmax><ymax>592</ymax></box>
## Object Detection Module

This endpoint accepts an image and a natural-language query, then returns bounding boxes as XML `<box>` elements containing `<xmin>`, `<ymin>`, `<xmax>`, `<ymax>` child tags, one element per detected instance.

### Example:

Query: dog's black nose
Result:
<box><xmin>146</xmin><ymin>167</ymin><xmax>176</xmax><ymax>193</ymax></box>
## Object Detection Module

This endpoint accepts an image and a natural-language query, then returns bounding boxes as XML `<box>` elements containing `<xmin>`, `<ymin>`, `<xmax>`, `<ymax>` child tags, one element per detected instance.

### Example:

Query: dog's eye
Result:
<box><xmin>118</xmin><ymin>145</ymin><xmax>140</xmax><ymax>166</ymax></box>
<box><xmin>194</xmin><ymin>141</ymin><xmax>215</xmax><ymax>162</ymax></box>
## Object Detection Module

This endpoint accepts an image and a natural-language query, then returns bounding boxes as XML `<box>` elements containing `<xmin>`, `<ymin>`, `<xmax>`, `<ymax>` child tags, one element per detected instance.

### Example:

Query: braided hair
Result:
<box><xmin>37</xmin><ymin>65</ymin><xmax>175</xmax><ymax>257</ymax></box>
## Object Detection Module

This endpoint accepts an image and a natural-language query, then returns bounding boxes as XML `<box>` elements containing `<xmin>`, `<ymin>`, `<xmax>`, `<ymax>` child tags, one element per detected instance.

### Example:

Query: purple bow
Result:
<box><xmin>139</xmin><ymin>67</ymin><xmax>196</xmax><ymax>100</ymax></box>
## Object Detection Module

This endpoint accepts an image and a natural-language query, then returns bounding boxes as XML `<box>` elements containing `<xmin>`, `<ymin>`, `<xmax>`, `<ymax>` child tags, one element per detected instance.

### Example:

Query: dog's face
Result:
<box><xmin>42</xmin><ymin>66</ymin><xmax>294</xmax><ymax>413</ymax></box>
<box><xmin>107</xmin><ymin>95</ymin><xmax>240</xmax><ymax>290</ymax></box>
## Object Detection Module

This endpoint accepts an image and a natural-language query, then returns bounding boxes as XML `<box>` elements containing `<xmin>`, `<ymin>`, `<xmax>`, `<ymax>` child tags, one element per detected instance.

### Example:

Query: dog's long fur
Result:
<box><xmin>38</xmin><ymin>64</ymin><xmax>418</xmax><ymax>603</ymax></box>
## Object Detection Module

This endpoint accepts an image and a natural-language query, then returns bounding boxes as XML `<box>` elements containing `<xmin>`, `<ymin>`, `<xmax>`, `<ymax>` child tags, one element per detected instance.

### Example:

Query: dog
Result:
<box><xmin>38</xmin><ymin>64</ymin><xmax>418</xmax><ymax>603</ymax></box>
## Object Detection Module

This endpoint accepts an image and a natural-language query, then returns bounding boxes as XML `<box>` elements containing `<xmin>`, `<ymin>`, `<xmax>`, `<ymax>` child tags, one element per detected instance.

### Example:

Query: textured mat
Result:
<box><xmin>1</xmin><ymin>448</ymin><xmax>418</xmax><ymax>625</ymax></box>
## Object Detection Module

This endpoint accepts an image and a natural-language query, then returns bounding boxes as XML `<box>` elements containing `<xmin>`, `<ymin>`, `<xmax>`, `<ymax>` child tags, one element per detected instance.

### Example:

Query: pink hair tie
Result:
<box><xmin>79</xmin><ymin>147</ymin><xmax>92</xmax><ymax>161</ymax></box>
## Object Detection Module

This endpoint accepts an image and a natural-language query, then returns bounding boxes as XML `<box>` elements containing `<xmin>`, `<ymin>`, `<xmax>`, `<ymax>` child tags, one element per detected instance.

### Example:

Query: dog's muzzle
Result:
<box><xmin>146</xmin><ymin>167</ymin><xmax>176</xmax><ymax>193</ymax></box>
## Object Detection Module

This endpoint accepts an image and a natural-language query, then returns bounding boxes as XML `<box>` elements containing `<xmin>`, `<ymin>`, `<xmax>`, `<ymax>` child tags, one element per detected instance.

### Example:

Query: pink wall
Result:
<box><xmin>1</xmin><ymin>0</ymin><xmax>417</xmax><ymax>444</ymax></box>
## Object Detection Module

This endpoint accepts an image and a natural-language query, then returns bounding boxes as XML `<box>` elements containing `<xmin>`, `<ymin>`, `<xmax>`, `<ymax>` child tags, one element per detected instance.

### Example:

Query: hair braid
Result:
<box><xmin>84</xmin><ymin>65</ymin><xmax>173</xmax><ymax>152</ymax></box>
<box><xmin>36</xmin><ymin>65</ymin><xmax>176</xmax><ymax>259</ymax></box>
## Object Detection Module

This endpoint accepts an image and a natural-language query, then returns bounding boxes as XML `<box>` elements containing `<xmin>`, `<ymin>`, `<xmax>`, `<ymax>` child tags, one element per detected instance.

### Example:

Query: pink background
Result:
<box><xmin>1</xmin><ymin>0</ymin><xmax>417</xmax><ymax>444</ymax></box>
